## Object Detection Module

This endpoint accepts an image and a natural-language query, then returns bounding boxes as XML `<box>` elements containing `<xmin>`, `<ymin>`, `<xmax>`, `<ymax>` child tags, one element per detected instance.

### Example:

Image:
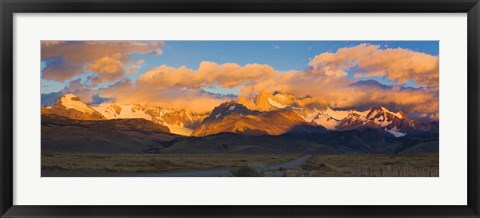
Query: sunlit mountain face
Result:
<box><xmin>41</xmin><ymin>92</ymin><xmax>437</xmax><ymax>138</ymax></box>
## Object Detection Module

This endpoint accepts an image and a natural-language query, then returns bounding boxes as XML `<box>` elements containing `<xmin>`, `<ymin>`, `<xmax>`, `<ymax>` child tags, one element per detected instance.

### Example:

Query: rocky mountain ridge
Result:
<box><xmin>41</xmin><ymin>93</ymin><xmax>437</xmax><ymax>137</ymax></box>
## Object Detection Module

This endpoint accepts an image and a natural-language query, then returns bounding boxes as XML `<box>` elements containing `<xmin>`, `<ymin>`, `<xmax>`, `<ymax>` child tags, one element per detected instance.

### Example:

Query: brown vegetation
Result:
<box><xmin>41</xmin><ymin>152</ymin><xmax>299</xmax><ymax>174</ymax></box>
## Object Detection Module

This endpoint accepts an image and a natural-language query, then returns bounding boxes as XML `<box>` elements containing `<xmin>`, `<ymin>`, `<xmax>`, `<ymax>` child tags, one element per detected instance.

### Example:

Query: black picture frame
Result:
<box><xmin>1</xmin><ymin>0</ymin><xmax>479</xmax><ymax>217</ymax></box>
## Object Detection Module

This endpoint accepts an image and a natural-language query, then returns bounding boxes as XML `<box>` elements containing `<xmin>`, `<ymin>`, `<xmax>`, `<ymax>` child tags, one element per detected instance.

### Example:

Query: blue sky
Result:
<box><xmin>137</xmin><ymin>41</ymin><xmax>438</xmax><ymax>76</ymax></box>
<box><xmin>41</xmin><ymin>41</ymin><xmax>439</xmax><ymax>94</ymax></box>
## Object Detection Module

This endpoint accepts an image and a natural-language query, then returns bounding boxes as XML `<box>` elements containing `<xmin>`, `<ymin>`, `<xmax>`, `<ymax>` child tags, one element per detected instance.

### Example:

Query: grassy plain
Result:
<box><xmin>299</xmin><ymin>153</ymin><xmax>439</xmax><ymax>177</ymax></box>
<box><xmin>42</xmin><ymin>152</ymin><xmax>439</xmax><ymax>177</ymax></box>
<box><xmin>42</xmin><ymin>152</ymin><xmax>299</xmax><ymax>174</ymax></box>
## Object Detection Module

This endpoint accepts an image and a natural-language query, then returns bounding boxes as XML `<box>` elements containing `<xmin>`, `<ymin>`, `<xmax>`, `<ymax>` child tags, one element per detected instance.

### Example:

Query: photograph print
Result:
<box><xmin>41</xmin><ymin>41</ymin><xmax>439</xmax><ymax>177</ymax></box>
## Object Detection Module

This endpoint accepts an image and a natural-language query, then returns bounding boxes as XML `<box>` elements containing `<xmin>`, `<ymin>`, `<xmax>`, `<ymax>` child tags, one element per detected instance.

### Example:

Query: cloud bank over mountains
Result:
<box><xmin>41</xmin><ymin>41</ymin><xmax>439</xmax><ymax>119</ymax></box>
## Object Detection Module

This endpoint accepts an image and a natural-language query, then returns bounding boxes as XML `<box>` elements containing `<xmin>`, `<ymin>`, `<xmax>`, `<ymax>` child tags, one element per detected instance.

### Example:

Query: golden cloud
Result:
<box><xmin>98</xmin><ymin>79</ymin><xmax>230</xmax><ymax>113</ymax></box>
<box><xmin>137</xmin><ymin>61</ymin><xmax>278</xmax><ymax>90</ymax></box>
<box><xmin>93</xmin><ymin>44</ymin><xmax>438</xmax><ymax>118</ymax></box>
<box><xmin>309</xmin><ymin>43</ymin><xmax>439</xmax><ymax>88</ymax></box>
<box><xmin>41</xmin><ymin>41</ymin><xmax>164</xmax><ymax>84</ymax></box>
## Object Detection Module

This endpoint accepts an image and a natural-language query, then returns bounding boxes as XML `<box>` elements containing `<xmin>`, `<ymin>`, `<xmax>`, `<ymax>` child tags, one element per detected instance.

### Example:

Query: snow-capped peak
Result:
<box><xmin>368</xmin><ymin>106</ymin><xmax>405</xmax><ymax>120</ymax></box>
<box><xmin>380</xmin><ymin>106</ymin><xmax>406</xmax><ymax>118</ymax></box>
<box><xmin>60</xmin><ymin>94</ymin><xmax>97</xmax><ymax>114</ymax></box>
<box><xmin>93</xmin><ymin>103</ymin><xmax>152</xmax><ymax>120</ymax></box>
<box><xmin>252</xmin><ymin>90</ymin><xmax>305</xmax><ymax>111</ymax></box>
<box><xmin>294</xmin><ymin>105</ymin><xmax>415</xmax><ymax>134</ymax></box>
<box><xmin>296</xmin><ymin>107</ymin><xmax>369</xmax><ymax>130</ymax></box>
<box><xmin>206</xmin><ymin>101</ymin><xmax>253</xmax><ymax>120</ymax></box>
<box><xmin>92</xmin><ymin>103</ymin><xmax>207</xmax><ymax>136</ymax></box>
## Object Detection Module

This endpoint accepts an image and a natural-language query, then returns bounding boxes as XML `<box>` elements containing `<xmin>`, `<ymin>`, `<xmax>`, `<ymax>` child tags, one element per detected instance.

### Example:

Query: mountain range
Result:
<box><xmin>41</xmin><ymin>92</ymin><xmax>438</xmax><ymax>155</ymax></box>
<box><xmin>41</xmin><ymin>92</ymin><xmax>437</xmax><ymax>137</ymax></box>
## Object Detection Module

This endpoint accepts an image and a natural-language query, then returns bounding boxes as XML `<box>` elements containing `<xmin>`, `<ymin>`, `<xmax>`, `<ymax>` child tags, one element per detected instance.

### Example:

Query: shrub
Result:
<box><xmin>231</xmin><ymin>165</ymin><xmax>263</xmax><ymax>177</ymax></box>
